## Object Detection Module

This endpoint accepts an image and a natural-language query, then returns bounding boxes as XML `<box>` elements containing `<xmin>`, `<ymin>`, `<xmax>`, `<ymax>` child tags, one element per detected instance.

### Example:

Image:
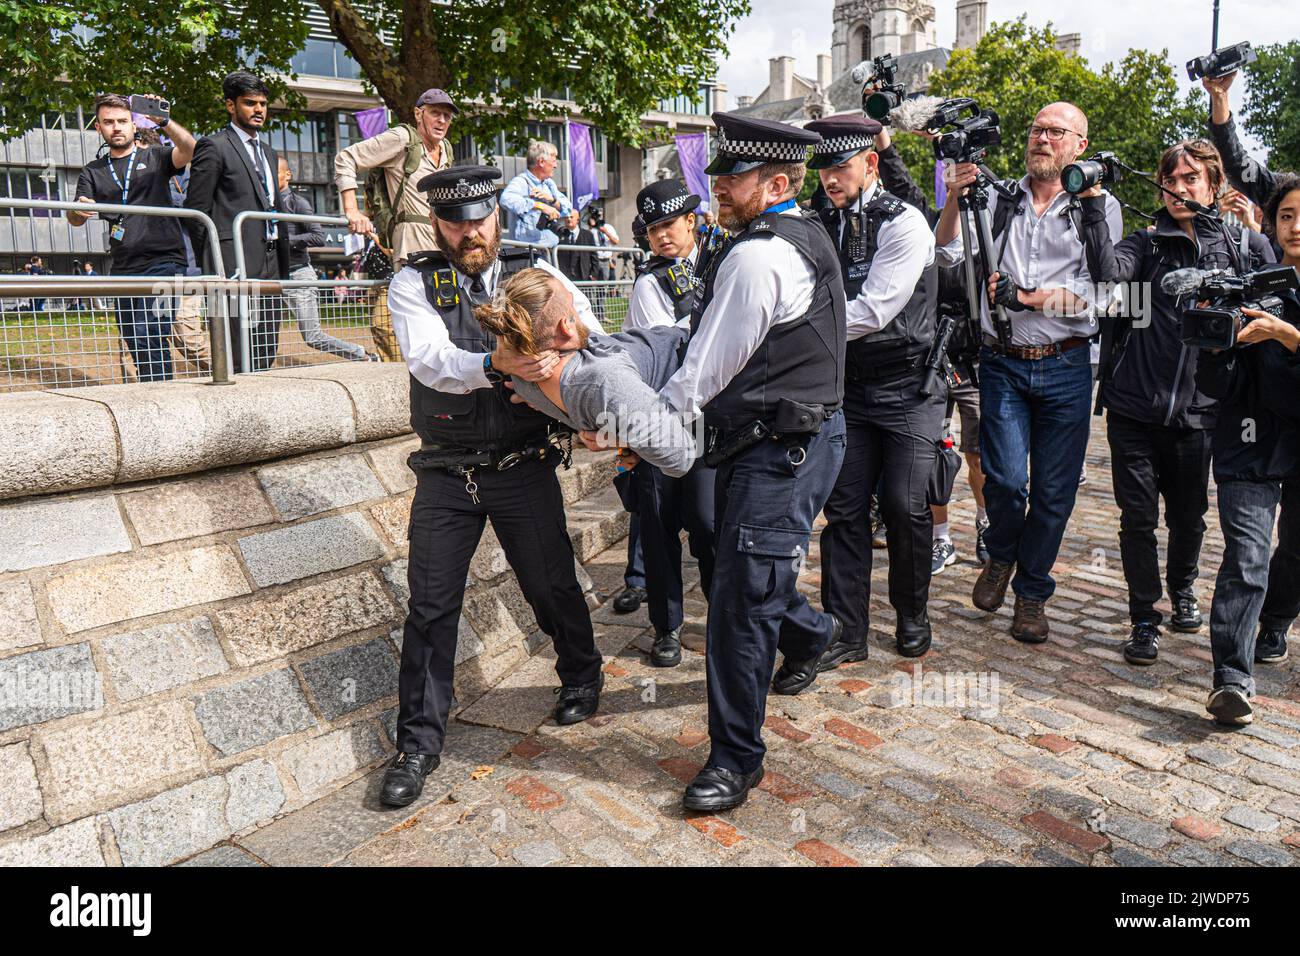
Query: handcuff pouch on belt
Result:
<box><xmin>704</xmin><ymin>399</ymin><xmax>828</xmax><ymax>468</ymax></box>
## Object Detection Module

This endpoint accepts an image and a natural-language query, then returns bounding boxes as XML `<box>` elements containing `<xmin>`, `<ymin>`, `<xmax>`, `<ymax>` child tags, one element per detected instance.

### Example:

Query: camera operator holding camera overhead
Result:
<box><xmin>1193</xmin><ymin>178</ymin><xmax>1300</xmax><ymax>727</ymax></box>
<box><xmin>500</xmin><ymin>139</ymin><xmax>572</xmax><ymax>250</ymax></box>
<box><xmin>1078</xmin><ymin>140</ymin><xmax>1275</xmax><ymax>667</ymax></box>
<box><xmin>935</xmin><ymin>102</ymin><xmax>1123</xmax><ymax>644</ymax></box>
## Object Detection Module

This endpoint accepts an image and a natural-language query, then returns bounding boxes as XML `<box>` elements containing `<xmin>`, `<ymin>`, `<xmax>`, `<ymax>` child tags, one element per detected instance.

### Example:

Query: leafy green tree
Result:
<box><xmin>0</xmin><ymin>0</ymin><xmax>747</xmax><ymax>151</ymax></box>
<box><xmin>1239</xmin><ymin>40</ymin><xmax>1300</xmax><ymax>171</ymax></box>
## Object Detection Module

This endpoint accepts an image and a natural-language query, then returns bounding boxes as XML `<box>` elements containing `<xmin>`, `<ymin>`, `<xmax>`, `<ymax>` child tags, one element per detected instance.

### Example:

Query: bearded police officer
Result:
<box><xmin>804</xmin><ymin>113</ymin><xmax>942</xmax><ymax>665</ymax></box>
<box><xmin>658</xmin><ymin>114</ymin><xmax>846</xmax><ymax>811</ymax></box>
<box><xmin>623</xmin><ymin>179</ymin><xmax>717</xmax><ymax>667</ymax></box>
<box><xmin>382</xmin><ymin>166</ymin><xmax>606</xmax><ymax>806</ymax></box>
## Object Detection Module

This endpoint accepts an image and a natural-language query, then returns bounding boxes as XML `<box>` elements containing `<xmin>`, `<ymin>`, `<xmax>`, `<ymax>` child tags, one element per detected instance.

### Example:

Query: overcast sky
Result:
<box><xmin>715</xmin><ymin>0</ymin><xmax>1300</xmax><ymax>159</ymax></box>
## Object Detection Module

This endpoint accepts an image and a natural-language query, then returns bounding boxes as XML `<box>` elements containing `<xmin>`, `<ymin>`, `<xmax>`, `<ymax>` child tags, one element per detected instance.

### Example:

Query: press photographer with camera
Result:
<box><xmin>1193</xmin><ymin>177</ymin><xmax>1300</xmax><ymax>726</ymax></box>
<box><xmin>1198</xmin><ymin>46</ymin><xmax>1287</xmax><ymax>219</ymax></box>
<box><xmin>935</xmin><ymin>102</ymin><xmax>1123</xmax><ymax>643</ymax></box>
<box><xmin>1078</xmin><ymin>140</ymin><xmax>1275</xmax><ymax>666</ymax></box>
<box><xmin>500</xmin><ymin>140</ymin><xmax>572</xmax><ymax>250</ymax></box>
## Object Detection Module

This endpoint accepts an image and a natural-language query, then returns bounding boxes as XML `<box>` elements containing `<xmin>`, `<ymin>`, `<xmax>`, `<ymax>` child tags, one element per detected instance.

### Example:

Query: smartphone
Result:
<box><xmin>129</xmin><ymin>95</ymin><xmax>170</xmax><ymax>119</ymax></box>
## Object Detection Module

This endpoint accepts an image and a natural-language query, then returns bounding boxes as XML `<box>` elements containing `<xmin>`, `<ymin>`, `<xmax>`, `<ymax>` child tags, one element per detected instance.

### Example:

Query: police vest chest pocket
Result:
<box><xmin>735</xmin><ymin>523</ymin><xmax>811</xmax><ymax>619</ymax></box>
<box><xmin>420</xmin><ymin>388</ymin><xmax>477</xmax><ymax>417</ymax></box>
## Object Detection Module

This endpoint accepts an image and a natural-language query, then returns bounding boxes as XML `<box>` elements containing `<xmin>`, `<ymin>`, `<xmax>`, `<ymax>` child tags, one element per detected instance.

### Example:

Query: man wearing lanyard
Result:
<box><xmin>70</xmin><ymin>93</ymin><xmax>196</xmax><ymax>382</ymax></box>
<box><xmin>185</xmin><ymin>70</ymin><xmax>290</xmax><ymax>373</ymax></box>
<box><xmin>658</xmin><ymin>113</ymin><xmax>846</xmax><ymax>812</ymax></box>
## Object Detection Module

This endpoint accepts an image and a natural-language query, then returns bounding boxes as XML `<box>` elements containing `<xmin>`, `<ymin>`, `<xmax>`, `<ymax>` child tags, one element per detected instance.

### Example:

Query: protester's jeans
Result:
<box><xmin>978</xmin><ymin>345</ymin><xmax>1093</xmax><ymax>602</ymax></box>
<box><xmin>114</xmin><ymin>261</ymin><xmax>183</xmax><ymax>382</ymax></box>
<box><xmin>286</xmin><ymin>265</ymin><xmax>367</xmax><ymax>361</ymax></box>
<box><xmin>1261</xmin><ymin>477</ymin><xmax>1300</xmax><ymax>633</ymax></box>
<box><xmin>1211</xmin><ymin>479</ymin><xmax>1284</xmax><ymax>696</ymax></box>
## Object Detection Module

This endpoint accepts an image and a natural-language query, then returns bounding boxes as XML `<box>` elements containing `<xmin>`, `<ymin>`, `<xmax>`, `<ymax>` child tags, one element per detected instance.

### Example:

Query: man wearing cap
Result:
<box><xmin>620</xmin><ymin>179</ymin><xmax>717</xmax><ymax>668</ymax></box>
<box><xmin>657</xmin><ymin>113</ymin><xmax>847</xmax><ymax>811</ymax></box>
<box><xmin>335</xmin><ymin>88</ymin><xmax>456</xmax><ymax>360</ymax></box>
<box><xmin>380</xmin><ymin>165</ymin><xmax>606</xmax><ymax>807</ymax></box>
<box><xmin>803</xmin><ymin>112</ymin><xmax>943</xmax><ymax>667</ymax></box>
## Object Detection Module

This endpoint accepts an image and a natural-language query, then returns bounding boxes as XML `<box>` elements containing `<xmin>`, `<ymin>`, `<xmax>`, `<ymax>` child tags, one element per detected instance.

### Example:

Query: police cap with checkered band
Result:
<box><xmin>416</xmin><ymin>165</ymin><xmax>502</xmax><ymax>222</ymax></box>
<box><xmin>704</xmin><ymin>111</ymin><xmax>822</xmax><ymax>176</ymax></box>
<box><xmin>805</xmin><ymin>114</ymin><xmax>883</xmax><ymax>169</ymax></box>
<box><xmin>635</xmin><ymin>179</ymin><xmax>702</xmax><ymax>229</ymax></box>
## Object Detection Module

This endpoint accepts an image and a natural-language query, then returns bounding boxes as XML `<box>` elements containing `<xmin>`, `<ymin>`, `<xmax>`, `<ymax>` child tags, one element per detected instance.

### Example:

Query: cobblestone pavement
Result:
<box><xmin>212</xmin><ymin>424</ymin><xmax>1300</xmax><ymax>868</ymax></box>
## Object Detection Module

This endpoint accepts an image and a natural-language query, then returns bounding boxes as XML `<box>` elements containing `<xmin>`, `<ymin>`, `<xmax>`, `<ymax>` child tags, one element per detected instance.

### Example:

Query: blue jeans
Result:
<box><xmin>114</xmin><ymin>261</ymin><xmax>183</xmax><ymax>382</ymax></box>
<box><xmin>1211</xmin><ymin>479</ymin><xmax>1285</xmax><ymax>696</ymax></box>
<box><xmin>978</xmin><ymin>345</ymin><xmax>1093</xmax><ymax>602</ymax></box>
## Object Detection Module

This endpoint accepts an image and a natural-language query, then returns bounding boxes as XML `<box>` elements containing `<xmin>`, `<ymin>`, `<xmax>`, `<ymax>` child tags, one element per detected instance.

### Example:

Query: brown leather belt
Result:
<box><xmin>983</xmin><ymin>335</ymin><xmax>1091</xmax><ymax>361</ymax></box>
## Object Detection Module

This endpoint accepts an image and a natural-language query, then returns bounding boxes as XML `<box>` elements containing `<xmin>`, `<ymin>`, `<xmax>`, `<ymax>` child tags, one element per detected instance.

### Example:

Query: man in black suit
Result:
<box><xmin>185</xmin><ymin>70</ymin><xmax>290</xmax><ymax>372</ymax></box>
<box><xmin>555</xmin><ymin>209</ymin><xmax>596</xmax><ymax>281</ymax></box>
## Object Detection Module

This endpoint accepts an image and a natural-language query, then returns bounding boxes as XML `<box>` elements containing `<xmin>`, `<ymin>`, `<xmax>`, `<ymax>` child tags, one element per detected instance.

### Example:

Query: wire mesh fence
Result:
<box><xmin>575</xmin><ymin>279</ymin><xmax>635</xmax><ymax>333</ymax></box>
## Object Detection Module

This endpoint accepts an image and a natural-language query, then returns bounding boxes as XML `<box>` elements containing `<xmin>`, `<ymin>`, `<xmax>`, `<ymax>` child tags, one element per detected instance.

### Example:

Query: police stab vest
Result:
<box><xmin>405</xmin><ymin>248</ymin><xmax>557</xmax><ymax>452</ymax></box>
<box><xmin>689</xmin><ymin>209</ymin><xmax>846</xmax><ymax>432</ymax></box>
<box><xmin>638</xmin><ymin>254</ymin><xmax>696</xmax><ymax>321</ymax></box>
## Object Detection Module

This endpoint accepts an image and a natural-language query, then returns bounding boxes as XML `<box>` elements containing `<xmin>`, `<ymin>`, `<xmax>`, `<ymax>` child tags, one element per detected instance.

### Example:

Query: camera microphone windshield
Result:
<box><xmin>1160</xmin><ymin>267</ymin><xmax>1212</xmax><ymax>297</ymax></box>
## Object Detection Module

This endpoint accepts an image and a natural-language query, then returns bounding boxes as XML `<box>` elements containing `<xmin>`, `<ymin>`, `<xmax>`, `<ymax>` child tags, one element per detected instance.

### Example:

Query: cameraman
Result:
<box><xmin>500</xmin><ymin>140</ymin><xmax>572</xmax><ymax>249</ymax></box>
<box><xmin>935</xmin><ymin>102</ymin><xmax>1124</xmax><ymax>644</ymax></box>
<box><xmin>1079</xmin><ymin>140</ymin><xmax>1274</xmax><ymax>666</ymax></box>
<box><xmin>1204</xmin><ymin>72</ymin><xmax>1286</xmax><ymax>223</ymax></box>
<box><xmin>1194</xmin><ymin>178</ymin><xmax>1300</xmax><ymax>726</ymax></box>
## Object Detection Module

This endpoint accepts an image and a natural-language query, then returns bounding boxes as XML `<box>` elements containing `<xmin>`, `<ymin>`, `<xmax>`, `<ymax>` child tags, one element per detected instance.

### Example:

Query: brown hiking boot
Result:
<box><xmin>972</xmin><ymin>560</ymin><xmax>1014</xmax><ymax>612</ymax></box>
<box><xmin>1011</xmin><ymin>596</ymin><xmax>1050</xmax><ymax>644</ymax></box>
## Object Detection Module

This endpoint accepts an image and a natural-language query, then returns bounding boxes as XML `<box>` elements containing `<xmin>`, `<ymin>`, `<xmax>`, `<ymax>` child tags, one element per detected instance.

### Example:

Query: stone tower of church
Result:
<box><xmin>831</xmin><ymin>1</ymin><xmax>989</xmax><ymax>76</ymax></box>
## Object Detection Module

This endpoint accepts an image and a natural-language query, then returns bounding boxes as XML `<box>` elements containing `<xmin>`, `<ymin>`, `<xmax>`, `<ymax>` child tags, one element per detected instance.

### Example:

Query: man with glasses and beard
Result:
<box><xmin>381</xmin><ymin>166</ymin><xmax>606</xmax><ymax>807</ymax></box>
<box><xmin>935</xmin><ymin>103</ymin><xmax>1122</xmax><ymax>644</ymax></box>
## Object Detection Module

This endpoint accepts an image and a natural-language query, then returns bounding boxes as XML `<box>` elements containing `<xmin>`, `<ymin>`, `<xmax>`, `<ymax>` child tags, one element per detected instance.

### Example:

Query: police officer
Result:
<box><xmin>624</xmin><ymin>179</ymin><xmax>717</xmax><ymax>667</ymax></box>
<box><xmin>382</xmin><ymin>166</ymin><xmax>605</xmax><ymax>807</ymax></box>
<box><xmin>803</xmin><ymin>113</ymin><xmax>943</xmax><ymax>665</ymax></box>
<box><xmin>658</xmin><ymin>114</ymin><xmax>846</xmax><ymax>811</ymax></box>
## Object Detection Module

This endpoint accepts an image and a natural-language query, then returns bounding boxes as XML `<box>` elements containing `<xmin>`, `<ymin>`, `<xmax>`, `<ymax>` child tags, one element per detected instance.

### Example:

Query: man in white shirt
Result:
<box><xmin>381</xmin><ymin>166</ymin><xmax>606</xmax><ymax>808</ymax></box>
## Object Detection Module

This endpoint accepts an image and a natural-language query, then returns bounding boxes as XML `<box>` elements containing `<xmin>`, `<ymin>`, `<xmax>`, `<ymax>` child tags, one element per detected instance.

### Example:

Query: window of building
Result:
<box><xmin>0</xmin><ymin>165</ymin><xmax>63</xmax><ymax>216</ymax></box>
<box><xmin>293</xmin><ymin>38</ymin><xmax>338</xmax><ymax>77</ymax></box>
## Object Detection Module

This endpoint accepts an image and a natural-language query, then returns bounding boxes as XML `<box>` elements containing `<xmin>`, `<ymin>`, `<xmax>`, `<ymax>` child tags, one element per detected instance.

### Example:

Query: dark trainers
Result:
<box><xmin>1123</xmin><ymin>622</ymin><xmax>1160</xmax><ymax>665</ymax></box>
<box><xmin>975</xmin><ymin>519</ymin><xmax>990</xmax><ymax>565</ymax></box>
<box><xmin>1170</xmin><ymin>596</ymin><xmax>1203</xmax><ymax>633</ymax></box>
<box><xmin>1206</xmin><ymin>686</ymin><xmax>1253</xmax><ymax>726</ymax></box>
<box><xmin>815</xmin><ymin>615</ymin><xmax>868</xmax><ymax>672</ymax></box>
<box><xmin>972</xmin><ymin>560</ymin><xmax>1014</xmax><ymax>612</ymax></box>
<box><xmin>931</xmin><ymin>539</ymin><xmax>957</xmax><ymax>575</ymax></box>
<box><xmin>649</xmin><ymin>626</ymin><xmax>682</xmax><ymax>667</ymax></box>
<box><xmin>1256</xmin><ymin>627</ymin><xmax>1290</xmax><ymax>664</ymax></box>
<box><xmin>1010</xmin><ymin>596</ymin><xmax>1049</xmax><ymax>644</ymax></box>
<box><xmin>554</xmin><ymin>672</ymin><xmax>604</xmax><ymax>725</ymax></box>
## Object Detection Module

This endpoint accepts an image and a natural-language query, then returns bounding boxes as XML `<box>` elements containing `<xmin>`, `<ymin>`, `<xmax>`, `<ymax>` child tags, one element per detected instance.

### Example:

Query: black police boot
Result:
<box><xmin>612</xmin><ymin>586</ymin><xmax>646</xmax><ymax>613</ymax></box>
<box><xmin>650</xmin><ymin>626</ymin><xmax>682</xmax><ymax>667</ymax></box>
<box><xmin>772</xmin><ymin>650</ymin><xmax>821</xmax><ymax>695</ymax></box>
<box><xmin>1170</xmin><ymin>596</ymin><xmax>1203</xmax><ymax>633</ymax></box>
<box><xmin>1255</xmin><ymin>626</ymin><xmax>1290</xmax><ymax>664</ymax></box>
<box><xmin>816</xmin><ymin>615</ymin><xmax>868</xmax><ymax>673</ymax></box>
<box><xmin>554</xmin><ymin>672</ymin><xmax>604</xmax><ymax>725</ymax></box>
<box><xmin>896</xmin><ymin>611</ymin><xmax>932</xmax><ymax>658</ymax></box>
<box><xmin>1123</xmin><ymin>622</ymin><xmax>1161</xmax><ymax>666</ymax></box>
<box><xmin>379</xmin><ymin>752</ymin><xmax>440</xmax><ymax>808</ymax></box>
<box><xmin>682</xmin><ymin>765</ymin><xmax>765</xmax><ymax>812</ymax></box>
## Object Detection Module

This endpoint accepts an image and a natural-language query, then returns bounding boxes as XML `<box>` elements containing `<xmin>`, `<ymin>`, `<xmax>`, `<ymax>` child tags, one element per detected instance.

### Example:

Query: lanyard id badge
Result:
<box><xmin>111</xmin><ymin>222</ymin><xmax>126</xmax><ymax>242</ymax></box>
<box><xmin>106</xmin><ymin>147</ymin><xmax>137</xmax><ymax>243</ymax></box>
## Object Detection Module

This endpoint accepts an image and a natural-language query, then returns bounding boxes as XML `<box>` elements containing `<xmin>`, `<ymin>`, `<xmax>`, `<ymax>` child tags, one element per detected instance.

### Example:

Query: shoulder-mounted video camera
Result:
<box><xmin>1186</xmin><ymin>41</ymin><xmax>1256</xmax><ymax>81</ymax></box>
<box><xmin>931</xmin><ymin>102</ymin><xmax>1002</xmax><ymax>166</ymax></box>
<box><xmin>1161</xmin><ymin>264</ymin><xmax>1299</xmax><ymax>349</ymax></box>
<box><xmin>856</xmin><ymin>54</ymin><xmax>907</xmax><ymax>124</ymax></box>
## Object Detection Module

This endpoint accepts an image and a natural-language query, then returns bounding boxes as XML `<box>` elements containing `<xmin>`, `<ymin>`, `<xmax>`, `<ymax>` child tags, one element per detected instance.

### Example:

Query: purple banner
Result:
<box><xmin>675</xmin><ymin>132</ymin><xmax>709</xmax><ymax>211</ymax></box>
<box><xmin>354</xmin><ymin>106</ymin><xmax>388</xmax><ymax>140</ymax></box>
<box><xmin>935</xmin><ymin>160</ymin><xmax>948</xmax><ymax>210</ymax></box>
<box><xmin>567</xmin><ymin>120</ymin><xmax>599</xmax><ymax>210</ymax></box>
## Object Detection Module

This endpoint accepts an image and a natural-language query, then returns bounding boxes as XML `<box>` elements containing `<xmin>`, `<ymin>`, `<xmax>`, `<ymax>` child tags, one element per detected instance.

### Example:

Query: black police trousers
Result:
<box><xmin>397</xmin><ymin>455</ymin><xmax>602</xmax><ymax>755</ymax></box>
<box><xmin>1106</xmin><ymin>412</ymin><xmax>1212</xmax><ymax>625</ymax></box>
<box><xmin>635</xmin><ymin>459</ymin><xmax>717</xmax><ymax>633</ymax></box>
<box><xmin>821</xmin><ymin>367</ymin><xmax>946</xmax><ymax>638</ymax></box>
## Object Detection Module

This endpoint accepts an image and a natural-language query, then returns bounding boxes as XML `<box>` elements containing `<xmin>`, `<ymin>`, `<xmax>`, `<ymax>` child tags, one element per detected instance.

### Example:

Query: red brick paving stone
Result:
<box><xmin>758</xmin><ymin>770</ymin><xmax>815</xmax><ymax>804</ymax></box>
<box><xmin>838</xmin><ymin>678</ymin><xmax>872</xmax><ymax>694</ymax></box>
<box><xmin>1032</xmin><ymin>734</ymin><xmax>1078</xmax><ymax>755</ymax></box>
<box><xmin>674</xmin><ymin>729</ymin><xmax>708</xmax><ymax>749</ymax></box>
<box><xmin>765</xmin><ymin>715</ymin><xmax>812</xmax><ymax>743</ymax></box>
<box><xmin>1184</xmin><ymin>647</ymin><xmax>1215</xmax><ymax>664</ymax></box>
<box><xmin>1172</xmin><ymin>816</ymin><xmax>1223</xmax><ymax>842</ymax></box>
<box><xmin>1256</xmin><ymin>696</ymin><xmax>1300</xmax><ymax>720</ymax></box>
<box><xmin>795</xmin><ymin>839</ymin><xmax>859</xmax><ymax>867</ymax></box>
<box><xmin>824</xmin><ymin>718</ymin><xmax>884</xmax><ymax>750</ymax></box>
<box><xmin>603</xmin><ymin>662</ymin><xmax>628</xmax><ymax>677</ymax></box>
<box><xmin>511</xmin><ymin>738</ymin><xmax>547</xmax><ymax>760</ymax></box>
<box><xmin>687</xmin><ymin>815</ymin><xmax>744</xmax><ymax>848</ymax></box>
<box><xmin>1022</xmin><ymin>810</ymin><xmax>1110</xmax><ymax>854</ymax></box>
<box><xmin>657</xmin><ymin>757</ymin><xmax>703</xmax><ymax>784</ymax></box>
<box><xmin>587</xmin><ymin>714</ymin><xmax>617</xmax><ymax>728</ymax></box>
<box><xmin>1065</xmin><ymin>668</ymin><xmax>1109</xmax><ymax>687</ymax></box>
<box><xmin>892</xmin><ymin>657</ymin><xmax>937</xmax><ymax>675</ymax></box>
<box><xmin>1282</xmin><ymin>832</ymin><xmax>1300</xmax><ymax>849</ymax></box>
<box><xmin>505</xmin><ymin>775</ymin><xmax>565</xmax><ymax>813</ymax></box>
<box><xmin>954</xmin><ymin>779</ymin><xmax>1025</xmax><ymax>815</ymax></box>
<box><xmin>994</xmin><ymin>767</ymin><xmax>1036</xmax><ymax>789</ymax></box>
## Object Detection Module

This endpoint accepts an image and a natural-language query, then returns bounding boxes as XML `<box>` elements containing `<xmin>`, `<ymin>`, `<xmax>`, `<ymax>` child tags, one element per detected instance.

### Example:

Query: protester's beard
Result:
<box><xmin>1025</xmin><ymin>145</ymin><xmax>1068</xmax><ymax>182</ymax></box>
<box><xmin>717</xmin><ymin>189</ymin><xmax>767</xmax><ymax>232</ymax></box>
<box><xmin>435</xmin><ymin>221</ymin><xmax>500</xmax><ymax>275</ymax></box>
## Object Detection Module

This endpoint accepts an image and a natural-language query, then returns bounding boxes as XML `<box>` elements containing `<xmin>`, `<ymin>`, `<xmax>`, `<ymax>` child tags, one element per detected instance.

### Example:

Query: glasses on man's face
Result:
<box><xmin>1027</xmin><ymin>125</ymin><xmax>1081</xmax><ymax>143</ymax></box>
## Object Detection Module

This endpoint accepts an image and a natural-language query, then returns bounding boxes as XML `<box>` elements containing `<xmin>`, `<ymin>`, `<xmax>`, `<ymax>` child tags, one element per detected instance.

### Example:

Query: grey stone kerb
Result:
<box><xmin>0</xmin><ymin>365</ymin><xmax>411</xmax><ymax>502</ymax></box>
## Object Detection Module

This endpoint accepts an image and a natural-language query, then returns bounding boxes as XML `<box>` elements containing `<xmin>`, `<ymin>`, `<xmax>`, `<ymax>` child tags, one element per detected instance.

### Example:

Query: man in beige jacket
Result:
<box><xmin>334</xmin><ymin>88</ymin><xmax>456</xmax><ymax>360</ymax></box>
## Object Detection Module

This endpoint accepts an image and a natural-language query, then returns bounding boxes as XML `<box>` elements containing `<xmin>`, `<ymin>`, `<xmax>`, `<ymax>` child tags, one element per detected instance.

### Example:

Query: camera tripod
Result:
<box><xmin>955</xmin><ymin>164</ymin><xmax>1020</xmax><ymax>351</ymax></box>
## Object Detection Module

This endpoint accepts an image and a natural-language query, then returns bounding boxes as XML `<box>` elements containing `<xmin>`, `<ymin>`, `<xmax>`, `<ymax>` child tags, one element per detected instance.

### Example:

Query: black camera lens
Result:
<box><xmin>865</xmin><ymin>90</ymin><xmax>900</xmax><ymax>121</ymax></box>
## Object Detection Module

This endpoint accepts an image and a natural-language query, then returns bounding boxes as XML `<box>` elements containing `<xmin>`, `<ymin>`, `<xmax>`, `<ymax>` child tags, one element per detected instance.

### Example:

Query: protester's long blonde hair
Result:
<box><xmin>474</xmin><ymin>268</ymin><xmax>561</xmax><ymax>355</ymax></box>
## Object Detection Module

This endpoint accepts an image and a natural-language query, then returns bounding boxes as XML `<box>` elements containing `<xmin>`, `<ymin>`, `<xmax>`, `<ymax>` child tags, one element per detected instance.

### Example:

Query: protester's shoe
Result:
<box><xmin>379</xmin><ymin>752</ymin><xmax>440</xmax><ymax>807</ymax></box>
<box><xmin>870</xmin><ymin>498</ymin><xmax>887</xmax><ymax>549</ymax></box>
<box><xmin>975</xmin><ymin>519</ymin><xmax>990</xmax><ymax>565</ymax></box>
<box><xmin>1206</xmin><ymin>686</ymin><xmax>1253</xmax><ymax>727</ymax></box>
<box><xmin>1010</xmin><ymin>596</ymin><xmax>1050</xmax><ymax>644</ymax></box>
<box><xmin>815</xmin><ymin>616</ymin><xmax>868</xmax><ymax>672</ymax></box>
<box><xmin>682</xmin><ymin>765</ymin><xmax>765</xmax><ymax>812</ymax></box>
<box><xmin>612</xmin><ymin>586</ymin><xmax>647</xmax><ymax>613</ymax></box>
<box><xmin>1255</xmin><ymin>627</ymin><xmax>1290</xmax><ymax>664</ymax></box>
<box><xmin>931</xmin><ymin>539</ymin><xmax>957</xmax><ymax>575</ymax></box>
<box><xmin>554</xmin><ymin>672</ymin><xmax>604</xmax><ymax>725</ymax></box>
<box><xmin>650</xmin><ymin>626</ymin><xmax>683</xmax><ymax>668</ymax></box>
<box><xmin>972</xmin><ymin>560</ymin><xmax>1014</xmax><ymax>612</ymax></box>
<box><xmin>1122</xmin><ymin>622</ymin><xmax>1160</xmax><ymax>666</ymax></box>
<box><xmin>896</xmin><ymin>612</ymin><xmax>932</xmax><ymax>658</ymax></box>
<box><xmin>1170</xmin><ymin>597</ymin><xmax>1203</xmax><ymax>633</ymax></box>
